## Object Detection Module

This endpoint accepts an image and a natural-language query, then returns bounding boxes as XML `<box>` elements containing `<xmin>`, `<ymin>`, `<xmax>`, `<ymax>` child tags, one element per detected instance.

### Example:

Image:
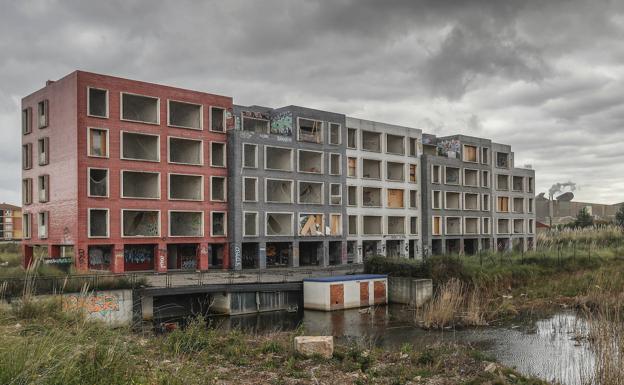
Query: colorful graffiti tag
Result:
<box><xmin>63</xmin><ymin>293</ymin><xmax>120</xmax><ymax>317</ymax></box>
<box><xmin>437</xmin><ymin>139</ymin><xmax>461</xmax><ymax>158</ymax></box>
<box><xmin>270</xmin><ymin>111</ymin><xmax>293</xmax><ymax>136</ymax></box>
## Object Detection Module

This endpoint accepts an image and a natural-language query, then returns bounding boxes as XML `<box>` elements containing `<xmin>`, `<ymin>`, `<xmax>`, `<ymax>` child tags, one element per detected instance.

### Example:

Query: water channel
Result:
<box><xmin>208</xmin><ymin>305</ymin><xmax>594</xmax><ymax>385</ymax></box>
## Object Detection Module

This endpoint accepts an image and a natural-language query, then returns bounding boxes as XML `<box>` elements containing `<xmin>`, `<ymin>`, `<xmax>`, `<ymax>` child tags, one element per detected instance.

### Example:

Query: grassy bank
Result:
<box><xmin>0</xmin><ymin>301</ymin><xmax>550</xmax><ymax>385</ymax></box>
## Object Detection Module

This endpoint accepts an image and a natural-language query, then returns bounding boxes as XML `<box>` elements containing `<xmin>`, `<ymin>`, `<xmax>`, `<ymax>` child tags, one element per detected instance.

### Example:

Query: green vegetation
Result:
<box><xmin>616</xmin><ymin>206</ymin><xmax>624</xmax><ymax>227</ymax></box>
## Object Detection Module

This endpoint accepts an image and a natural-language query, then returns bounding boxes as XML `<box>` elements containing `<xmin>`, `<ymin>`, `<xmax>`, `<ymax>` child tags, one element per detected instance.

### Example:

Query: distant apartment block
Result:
<box><xmin>0</xmin><ymin>203</ymin><xmax>22</xmax><ymax>241</ymax></box>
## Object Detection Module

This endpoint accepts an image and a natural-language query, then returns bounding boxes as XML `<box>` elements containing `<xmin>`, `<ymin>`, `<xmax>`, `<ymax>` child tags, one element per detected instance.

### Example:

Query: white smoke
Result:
<box><xmin>548</xmin><ymin>181</ymin><xmax>577</xmax><ymax>199</ymax></box>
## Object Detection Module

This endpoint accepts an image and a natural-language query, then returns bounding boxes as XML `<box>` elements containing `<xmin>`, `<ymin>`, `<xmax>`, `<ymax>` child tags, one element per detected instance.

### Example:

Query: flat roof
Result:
<box><xmin>304</xmin><ymin>274</ymin><xmax>387</xmax><ymax>283</ymax></box>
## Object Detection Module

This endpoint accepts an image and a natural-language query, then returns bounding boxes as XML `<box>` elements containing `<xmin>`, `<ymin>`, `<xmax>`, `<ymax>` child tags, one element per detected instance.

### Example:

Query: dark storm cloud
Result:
<box><xmin>0</xmin><ymin>0</ymin><xmax>623</xmax><ymax>204</ymax></box>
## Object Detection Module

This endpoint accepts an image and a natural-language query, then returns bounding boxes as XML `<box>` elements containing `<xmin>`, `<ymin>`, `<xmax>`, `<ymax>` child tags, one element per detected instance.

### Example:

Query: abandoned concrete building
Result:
<box><xmin>345</xmin><ymin>118</ymin><xmax>422</xmax><ymax>262</ymax></box>
<box><xmin>227</xmin><ymin>105</ymin><xmax>348</xmax><ymax>269</ymax></box>
<box><xmin>420</xmin><ymin>134</ymin><xmax>536</xmax><ymax>256</ymax></box>
<box><xmin>20</xmin><ymin>71</ymin><xmax>537</xmax><ymax>272</ymax></box>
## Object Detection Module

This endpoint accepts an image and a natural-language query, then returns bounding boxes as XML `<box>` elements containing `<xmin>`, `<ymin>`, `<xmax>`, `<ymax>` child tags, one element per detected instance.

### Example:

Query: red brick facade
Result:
<box><xmin>22</xmin><ymin>71</ymin><xmax>232</xmax><ymax>272</ymax></box>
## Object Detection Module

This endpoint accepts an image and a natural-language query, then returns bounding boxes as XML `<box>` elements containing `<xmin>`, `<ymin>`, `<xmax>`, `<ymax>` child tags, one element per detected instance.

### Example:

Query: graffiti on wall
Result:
<box><xmin>124</xmin><ymin>245</ymin><xmax>154</xmax><ymax>265</ymax></box>
<box><xmin>270</xmin><ymin>111</ymin><xmax>293</xmax><ymax>136</ymax></box>
<box><xmin>63</xmin><ymin>293</ymin><xmax>120</xmax><ymax>317</ymax></box>
<box><xmin>437</xmin><ymin>139</ymin><xmax>461</xmax><ymax>158</ymax></box>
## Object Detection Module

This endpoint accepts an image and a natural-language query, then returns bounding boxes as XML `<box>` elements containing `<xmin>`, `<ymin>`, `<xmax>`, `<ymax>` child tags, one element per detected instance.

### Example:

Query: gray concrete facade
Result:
<box><xmin>227</xmin><ymin>105</ymin><xmax>347</xmax><ymax>270</ymax></box>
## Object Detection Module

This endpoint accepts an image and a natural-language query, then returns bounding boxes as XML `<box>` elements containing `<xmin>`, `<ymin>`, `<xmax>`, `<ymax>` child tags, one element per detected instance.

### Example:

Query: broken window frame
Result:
<box><xmin>385</xmin><ymin>134</ymin><xmax>405</xmax><ymax>155</ymax></box>
<box><xmin>243</xmin><ymin>177</ymin><xmax>258</xmax><ymax>202</ymax></box>
<box><xmin>210</xmin><ymin>211</ymin><xmax>227</xmax><ymax>237</ymax></box>
<box><xmin>463</xmin><ymin>217</ymin><xmax>480</xmax><ymax>235</ymax></box>
<box><xmin>38</xmin><ymin>211</ymin><xmax>49</xmax><ymax>239</ymax></box>
<box><xmin>22</xmin><ymin>107</ymin><xmax>32</xmax><ymax>135</ymax></box>
<box><xmin>242</xmin><ymin>116</ymin><xmax>269</xmax><ymax>133</ymax></box>
<box><xmin>210</xmin><ymin>141</ymin><xmax>226</xmax><ymax>168</ymax></box>
<box><xmin>87</xmin><ymin>167</ymin><xmax>109</xmax><ymax>198</ymax></box>
<box><xmin>265</xmin><ymin>145</ymin><xmax>294</xmax><ymax>172</ymax></box>
<box><xmin>22</xmin><ymin>213</ymin><xmax>31</xmax><ymax>239</ymax></box>
<box><xmin>22</xmin><ymin>143</ymin><xmax>32</xmax><ymax>170</ymax></box>
<box><xmin>298</xmin><ymin>213</ymin><xmax>325</xmax><ymax>236</ymax></box>
<box><xmin>296</xmin><ymin>117</ymin><xmax>323</xmax><ymax>144</ymax></box>
<box><xmin>38</xmin><ymin>174</ymin><xmax>50</xmax><ymax>203</ymax></box>
<box><xmin>88</xmin><ymin>208</ymin><xmax>110</xmax><ymax>238</ymax></box>
<box><xmin>432</xmin><ymin>216</ymin><xmax>442</xmax><ymax>235</ymax></box>
<box><xmin>445</xmin><ymin>216</ymin><xmax>462</xmax><ymax>236</ymax></box>
<box><xmin>265</xmin><ymin>212</ymin><xmax>294</xmax><ymax>236</ymax></box>
<box><xmin>121</xmin><ymin>209</ymin><xmax>161</xmax><ymax>238</ymax></box>
<box><xmin>347</xmin><ymin>128</ymin><xmax>357</xmax><ymax>149</ymax></box>
<box><xmin>167</xmin><ymin>99</ymin><xmax>203</xmax><ymax>130</ymax></box>
<box><xmin>120</xmin><ymin>170</ymin><xmax>161</xmax><ymax>200</ymax></box>
<box><xmin>37</xmin><ymin>137</ymin><xmax>49</xmax><ymax>166</ymax></box>
<box><xmin>242</xmin><ymin>143</ymin><xmax>258</xmax><ymax>169</ymax></box>
<box><xmin>87</xmin><ymin>127</ymin><xmax>109</xmax><ymax>158</ymax></box>
<box><xmin>87</xmin><ymin>87</ymin><xmax>109</xmax><ymax>119</ymax></box>
<box><xmin>167</xmin><ymin>136</ymin><xmax>203</xmax><ymax>166</ymax></box>
<box><xmin>328</xmin><ymin>122</ymin><xmax>341</xmax><ymax>145</ymax></box>
<box><xmin>297</xmin><ymin>149</ymin><xmax>323</xmax><ymax>174</ymax></box>
<box><xmin>120</xmin><ymin>92</ymin><xmax>160</xmax><ymax>125</ymax></box>
<box><xmin>210</xmin><ymin>176</ymin><xmax>227</xmax><ymax>202</ymax></box>
<box><xmin>330</xmin><ymin>183</ymin><xmax>342</xmax><ymax>205</ymax></box>
<box><xmin>361</xmin><ymin>187</ymin><xmax>382</xmax><ymax>208</ymax></box>
<box><xmin>22</xmin><ymin>178</ymin><xmax>33</xmax><ymax>205</ymax></box>
<box><xmin>329</xmin><ymin>153</ymin><xmax>341</xmax><ymax>176</ymax></box>
<box><xmin>38</xmin><ymin>99</ymin><xmax>49</xmax><ymax>129</ymax></box>
<box><xmin>243</xmin><ymin>211</ymin><xmax>259</xmax><ymax>237</ymax></box>
<box><xmin>168</xmin><ymin>173</ymin><xmax>204</xmax><ymax>201</ymax></box>
<box><xmin>120</xmin><ymin>131</ymin><xmax>160</xmax><ymax>162</ymax></box>
<box><xmin>168</xmin><ymin>210</ymin><xmax>204</xmax><ymax>237</ymax></box>
<box><xmin>495</xmin><ymin>152</ymin><xmax>510</xmax><ymax>169</ymax></box>
<box><xmin>297</xmin><ymin>180</ymin><xmax>324</xmax><ymax>205</ymax></box>
<box><xmin>482</xmin><ymin>217</ymin><xmax>491</xmax><ymax>234</ymax></box>
<box><xmin>209</xmin><ymin>106</ymin><xmax>226</xmax><ymax>132</ymax></box>
<box><xmin>265</xmin><ymin>178</ymin><xmax>294</xmax><ymax>204</ymax></box>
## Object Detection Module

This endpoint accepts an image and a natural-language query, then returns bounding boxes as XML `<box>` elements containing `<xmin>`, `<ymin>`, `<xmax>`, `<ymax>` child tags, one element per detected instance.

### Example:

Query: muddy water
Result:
<box><xmin>210</xmin><ymin>306</ymin><xmax>594</xmax><ymax>385</ymax></box>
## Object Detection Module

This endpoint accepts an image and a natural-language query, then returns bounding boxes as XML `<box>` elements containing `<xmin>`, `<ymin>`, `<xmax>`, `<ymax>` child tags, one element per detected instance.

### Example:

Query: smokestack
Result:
<box><xmin>548</xmin><ymin>181</ymin><xmax>577</xmax><ymax>227</ymax></box>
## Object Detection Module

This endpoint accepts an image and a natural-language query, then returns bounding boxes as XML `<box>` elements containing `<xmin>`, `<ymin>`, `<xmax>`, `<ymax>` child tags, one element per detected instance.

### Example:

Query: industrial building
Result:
<box><xmin>0</xmin><ymin>203</ymin><xmax>22</xmax><ymax>241</ymax></box>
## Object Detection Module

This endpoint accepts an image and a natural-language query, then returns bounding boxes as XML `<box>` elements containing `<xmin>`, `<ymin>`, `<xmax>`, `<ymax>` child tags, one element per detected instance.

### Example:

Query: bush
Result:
<box><xmin>164</xmin><ymin>316</ymin><xmax>215</xmax><ymax>355</ymax></box>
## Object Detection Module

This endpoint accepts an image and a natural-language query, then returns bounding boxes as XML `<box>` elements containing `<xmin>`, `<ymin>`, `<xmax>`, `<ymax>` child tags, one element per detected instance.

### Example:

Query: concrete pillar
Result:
<box><xmin>291</xmin><ymin>241</ymin><xmax>299</xmax><ymax>268</ymax></box>
<box><xmin>258</xmin><ymin>242</ymin><xmax>267</xmax><ymax>269</ymax></box>
<box><xmin>341</xmin><ymin>241</ymin><xmax>348</xmax><ymax>265</ymax></box>
<box><xmin>222</xmin><ymin>243</ymin><xmax>230</xmax><ymax>270</ymax></box>
<box><xmin>198</xmin><ymin>243</ymin><xmax>209</xmax><ymax>271</ymax></box>
<box><xmin>111</xmin><ymin>246</ymin><xmax>125</xmax><ymax>273</ymax></box>
<box><xmin>321</xmin><ymin>240</ymin><xmax>329</xmax><ymax>267</ymax></box>
<box><xmin>22</xmin><ymin>244</ymin><xmax>33</xmax><ymax>268</ymax></box>
<box><xmin>155</xmin><ymin>244</ymin><xmax>167</xmax><ymax>273</ymax></box>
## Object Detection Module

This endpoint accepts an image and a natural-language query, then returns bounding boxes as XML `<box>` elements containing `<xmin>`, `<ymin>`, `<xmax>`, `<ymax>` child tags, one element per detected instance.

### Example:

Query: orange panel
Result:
<box><xmin>360</xmin><ymin>282</ymin><xmax>369</xmax><ymax>306</ymax></box>
<box><xmin>374</xmin><ymin>281</ymin><xmax>386</xmax><ymax>304</ymax></box>
<box><xmin>330</xmin><ymin>284</ymin><xmax>344</xmax><ymax>310</ymax></box>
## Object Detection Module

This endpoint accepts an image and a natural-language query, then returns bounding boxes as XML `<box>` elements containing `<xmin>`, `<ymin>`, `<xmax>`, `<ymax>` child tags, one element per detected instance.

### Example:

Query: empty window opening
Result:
<box><xmin>38</xmin><ymin>175</ymin><xmax>49</xmax><ymax>203</ymax></box>
<box><xmin>409</xmin><ymin>164</ymin><xmax>417</xmax><ymax>183</ymax></box>
<box><xmin>38</xmin><ymin>100</ymin><xmax>49</xmax><ymax>128</ymax></box>
<box><xmin>244</xmin><ymin>212</ymin><xmax>258</xmax><ymax>237</ymax></box>
<box><xmin>513</xmin><ymin>197</ymin><xmax>525</xmax><ymax>213</ymax></box>
<box><xmin>266</xmin><ymin>242</ymin><xmax>291</xmax><ymax>267</ymax></box>
<box><xmin>463</xmin><ymin>145</ymin><xmax>478</xmax><ymax>162</ymax></box>
<box><xmin>481</xmin><ymin>148</ymin><xmax>490</xmax><ymax>164</ymax></box>
<box><xmin>38</xmin><ymin>137</ymin><xmax>49</xmax><ymax>165</ymax></box>
<box><xmin>464</xmin><ymin>169</ymin><xmax>478</xmax><ymax>187</ymax></box>
<box><xmin>211</xmin><ymin>177</ymin><xmax>226</xmax><ymax>201</ymax></box>
<box><xmin>297</xmin><ymin>118</ymin><xmax>323</xmax><ymax>143</ymax></box>
<box><xmin>446</xmin><ymin>217</ymin><xmax>461</xmax><ymax>235</ymax></box>
<box><xmin>266</xmin><ymin>146</ymin><xmax>293</xmax><ymax>171</ymax></box>
<box><xmin>496</xmin><ymin>152</ymin><xmax>510</xmax><ymax>168</ymax></box>
<box><xmin>497</xmin><ymin>174</ymin><xmax>509</xmax><ymax>191</ymax></box>
<box><xmin>167</xmin><ymin>244</ymin><xmax>198</xmax><ymax>270</ymax></box>
<box><xmin>347</xmin><ymin>128</ymin><xmax>357</xmax><ymax>148</ymax></box>
<box><xmin>528</xmin><ymin>198</ymin><xmax>534</xmax><ymax>213</ymax></box>
<box><xmin>387</xmin><ymin>162</ymin><xmax>404</xmax><ymax>181</ymax></box>
<box><xmin>88</xmin><ymin>245</ymin><xmax>112</xmax><ymax>270</ymax></box>
<box><xmin>88</xmin><ymin>88</ymin><xmax>108</xmax><ymax>118</ymax></box>
<box><xmin>362</xmin><ymin>187</ymin><xmax>382</xmax><ymax>207</ymax></box>
<box><xmin>348</xmin><ymin>215</ymin><xmax>357</xmax><ymax>235</ymax></box>
<box><xmin>432</xmin><ymin>216</ymin><xmax>442</xmax><ymax>235</ymax></box>
<box><xmin>497</xmin><ymin>219</ymin><xmax>510</xmax><ymax>234</ymax></box>
<box><xmin>22</xmin><ymin>179</ymin><xmax>33</xmax><ymax>205</ymax></box>
<box><xmin>124</xmin><ymin>244</ymin><xmax>155</xmax><ymax>271</ymax></box>
<box><xmin>329</xmin><ymin>122</ymin><xmax>341</xmax><ymax>145</ymax></box>
<box><xmin>122</xmin><ymin>93</ymin><xmax>158</xmax><ymax>124</ymax></box>
<box><xmin>464</xmin><ymin>193</ymin><xmax>479</xmax><ymax>210</ymax></box>
<box><xmin>122</xmin><ymin>171</ymin><xmax>159</xmax><ymax>199</ymax></box>
<box><xmin>445</xmin><ymin>191</ymin><xmax>461</xmax><ymax>210</ymax></box>
<box><xmin>122</xmin><ymin>210</ymin><xmax>159</xmax><ymax>237</ymax></box>
<box><xmin>362</xmin><ymin>159</ymin><xmax>381</xmax><ymax>179</ymax></box>
<box><xmin>243</xmin><ymin>144</ymin><xmax>257</xmax><ymax>168</ymax></box>
<box><xmin>122</xmin><ymin>132</ymin><xmax>159</xmax><ymax>161</ymax></box>
<box><xmin>266</xmin><ymin>213</ymin><xmax>293</xmax><ymax>236</ymax></box>
<box><xmin>497</xmin><ymin>196</ymin><xmax>509</xmax><ymax>212</ymax></box>
<box><xmin>22</xmin><ymin>144</ymin><xmax>32</xmax><ymax>170</ymax></box>
<box><xmin>298</xmin><ymin>150</ymin><xmax>322</xmax><ymax>173</ymax></box>
<box><xmin>88</xmin><ymin>168</ymin><xmax>108</xmax><ymax>197</ymax></box>
<box><xmin>299</xmin><ymin>214</ymin><xmax>324</xmax><ymax>236</ymax></box>
<box><xmin>329</xmin><ymin>241</ymin><xmax>341</xmax><ymax>265</ymax></box>
<box><xmin>242</xmin><ymin>243</ymin><xmax>259</xmax><ymax>269</ymax></box>
<box><xmin>387</xmin><ymin>216</ymin><xmax>405</xmax><ymax>234</ymax></box>
<box><xmin>528</xmin><ymin>219</ymin><xmax>535</xmax><ymax>233</ymax></box>
<box><xmin>211</xmin><ymin>212</ymin><xmax>226</xmax><ymax>236</ymax></box>
<box><xmin>23</xmin><ymin>213</ymin><xmax>32</xmax><ymax>238</ymax></box>
<box><xmin>300</xmin><ymin>241</ymin><xmax>322</xmax><ymax>266</ymax></box>
<box><xmin>169</xmin><ymin>137</ymin><xmax>202</xmax><ymax>165</ymax></box>
<box><xmin>481</xmin><ymin>170</ymin><xmax>490</xmax><ymax>187</ymax></box>
<box><xmin>513</xmin><ymin>219</ymin><xmax>524</xmax><ymax>234</ymax></box>
<box><xmin>363</xmin><ymin>240</ymin><xmax>380</xmax><ymax>260</ymax></box>
<box><xmin>210</xmin><ymin>107</ymin><xmax>225</xmax><ymax>132</ymax></box>
<box><xmin>482</xmin><ymin>218</ymin><xmax>491</xmax><ymax>234</ymax></box>
<box><xmin>38</xmin><ymin>212</ymin><xmax>48</xmax><ymax>238</ymax></box>
<box><xmin>243</xmin><ymin>178</ymin><xmax>257</xmax><ymax>202</ymax></box>
<box><xmin>22</xmin><ymin>107</ymin><xmax>32</xmax><ymax>135</ymax></box>
<box><xmin>266</xmin><ymin>179</ymin><xmax>293</xmax><ymax>203</ymax></box>
<box><xmin>330</xmin><ymin>153</ymin><xmax>341</xmax><ymax>175</ymax></box>
<box><xmin>169</xmin><ymin>174</ymin><xmax>202</xmax><ymax>201</ymax></box>
<box><xmin>387</xmin><ymin>189</ymin><xmax>404</xmax><ymax>208</ymax></box>
<box><xmin>89</xmin><ymin>209</ymin><xmax>108</xmax><ymax>237</ymax></box>
<box><xmin>432</xmin><ymin>165</ymin><xmax>441</xmax><ymax>184</ymax></box>
<box><xmin>330</xmin><ymin>183</ymin><xmax>341</xmax><ymax>205</ymax></box>
<box><xmin>361</xmin><ymin>131</ymin><xmax>381</xmax><ymax>152</ymax></box>
<box><xmin>209</xmin><ymin>244</ymin><xmax>225</xmax><ymax>267</ymax></box>
<box><xmin>210</xmin><ymin>142</ymin><xmax>226</xmax><ymax>167</ymax></box>
<box><xmin>299</xmin><ymin>181</ymin><xmax>323</xmax><ymax>204</ymax></box>
<box><xmin>513</xmin><ymin>176</ymin><xmax>524</xmax><ymax>192</ymax></box>
<box><xmin>409</xmin><ymin>190</ymin><xmax>418</xmax><ymax>208</ymax></box>
<box><xmin>464</xmin><ymin>218</ymin><xmax>479</xmax><ymax>235</ymax></box>
<box><xmin>170</xmin><ymin>211</ymin><xmax>203</xmax><ymax>237</ymax></box>
<box><xmin>386</xmin><ymin>240</ymin><xmax>402</xmax><ymax>257</ymax></box>
<box><xmin>410</xmin><ymin>217</ymin><xmax>418</xmax><ymax>235</ymax></box>
<box><xmin>330</xmin><ymin>214</ymin><xmax>342</xmax><ymax>236</ymax></box>
<box><xmin>347</xmin><ymin>186</ymin><xmax>357</xmax><ymax>206</ymax></box>
<box><xmin>386</xmin><ymin>134</ymin><xmax>405</xmax><ymax>154</ymax></box>
<box><xmin>445</xmin><ymin>167</ymin><xmax>460</xmax><ymax>184</ymax></box>
<box><xmin>242</xmin><ymin>116</ymin><xmax>269</xmax><ymax>133</ymax></box>
<box><xmin>168</xmin><ymin>100</ymin><xmax>201</xmax><ymax>129</ymax></box>
<box><xmin>363</xmin><ymin>216</ymin><xmax>382</xmax><ymax>235</ymax></box>
<box><xmin>528</xmin><ymin>177</ymin><xmax>534</xmax><ymax>193</ymax></box>
<box><xmin>409</xmin><ymin>138</ymin><xmax>418</xmax><ymax>157</ymax></box>
<box><xmin>432</xmin><ymin>191</ymin><xmax>442</xmax><ymax>209</ymax></box>
<box><xmin>482</xmin><ymin>194</ymin><xmax>491</xmax><ymax>211</ymax></box>
<box><xmin>347</xmin><ymin>157</ymin><xmax>357</xmax><ymax>177</ymax></box>
<box><xmin>89</xmin><ymin>128</ymin><xmax>108</xmax><ymax>157</ymax></box>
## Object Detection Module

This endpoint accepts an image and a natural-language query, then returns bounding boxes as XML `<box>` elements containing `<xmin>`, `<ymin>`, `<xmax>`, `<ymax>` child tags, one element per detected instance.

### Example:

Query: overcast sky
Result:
<box><xmin>1</xmin><ymin>0</ymin><xmax>623</xmax><ymax>205</ymax></box>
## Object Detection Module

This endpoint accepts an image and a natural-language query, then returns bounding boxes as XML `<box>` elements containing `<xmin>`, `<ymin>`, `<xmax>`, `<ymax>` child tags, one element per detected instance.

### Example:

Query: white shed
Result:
<box><xmin>303</xmin><ymin>274</ymin><xmax>388</xmax><ymax>311</ymax></box>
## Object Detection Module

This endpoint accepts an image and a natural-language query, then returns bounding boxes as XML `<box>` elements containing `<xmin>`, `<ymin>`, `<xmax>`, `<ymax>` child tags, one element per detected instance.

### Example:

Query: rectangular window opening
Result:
<box><xmin>121</xmin><ymin>93</ymin><xmax>159</xmax><ymax>124</ymax></box>
<box><xmin>168</xmin><ymin>137</ymin><xmax>202</xmax><ymax>165</ymax></box>
<box><xmin>168</xmin><ymin>100</ymin><xmax>202</xmax><ymax>129</ymax></box>
<box><xmin>122</xmin><ymin>171</ymin><xmax>159</xmax><ymax>199</ymax></box>
<box><xmin>88</xmin><ymin>88</ymin><xmax>108</xmax><ymax>118</ymax></box>
<box><xmin>169</xmin><ymin>174</ymin><xmax>203</xmax><ymax>201</ymax></box>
